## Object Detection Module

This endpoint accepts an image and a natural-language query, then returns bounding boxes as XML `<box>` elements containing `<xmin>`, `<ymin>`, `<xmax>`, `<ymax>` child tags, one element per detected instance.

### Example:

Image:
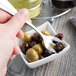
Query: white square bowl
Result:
<box><xmin>16</xmin><ymin>21</ymin><xmax>70</xmax><ymax>69</ymax></box>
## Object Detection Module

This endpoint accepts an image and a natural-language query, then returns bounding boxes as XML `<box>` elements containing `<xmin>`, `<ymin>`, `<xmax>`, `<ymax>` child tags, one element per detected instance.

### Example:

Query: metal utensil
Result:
<box><xmin>0</xmin><ymin>0</ymin><xmax>62</xmax><ymax>53</ymax></box>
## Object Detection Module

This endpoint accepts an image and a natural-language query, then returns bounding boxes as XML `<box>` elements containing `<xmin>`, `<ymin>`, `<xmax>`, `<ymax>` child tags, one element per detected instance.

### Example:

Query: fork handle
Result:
<box><xmin>0</xmin><ymin>0</ymin><xmax>17</xmax><ymax>15</ymax></box>
<box><xmin>26</xmin><ymin>21</ymin><xmax>45</xmax><ymax>38</ymax></box>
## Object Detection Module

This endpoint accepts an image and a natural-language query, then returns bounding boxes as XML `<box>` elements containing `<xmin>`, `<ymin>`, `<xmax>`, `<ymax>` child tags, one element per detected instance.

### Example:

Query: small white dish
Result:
<box><xmin>16</xmin><ymin>21</ymin><xmax>70</xmax><ymax>68</ymax></box>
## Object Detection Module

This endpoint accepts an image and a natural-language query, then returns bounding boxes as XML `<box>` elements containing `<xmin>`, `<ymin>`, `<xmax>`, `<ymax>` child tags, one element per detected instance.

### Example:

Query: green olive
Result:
<box><xmin>42</xmin><ymin>41</ymin><xmax>45</xmax><ymax>49</ymax></box>
<box><xmin>41</xmin><ymin>29</ymin><xmax>51</xmax><ymax>36</ymax></box>
<box><xmin>33</xmin><ymin>44</ymin><xmax>43</xmax><ymax>55</ymax></box>
<box><xmin>24</xmin><ymin>32</ymin><xmax>32</xmax><ymax>42</ymax></box>
<box><xmin>26</xmin><ymin>48</ymin><xmax>39</xmax><ymax>62</ymax></box>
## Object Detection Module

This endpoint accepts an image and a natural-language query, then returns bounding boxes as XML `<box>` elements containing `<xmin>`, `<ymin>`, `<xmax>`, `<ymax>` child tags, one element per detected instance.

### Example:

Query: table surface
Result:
<box><xmin>6</xmin><ymin>0</ymin><xmax>76</xmax><ymax>76</ymax></box>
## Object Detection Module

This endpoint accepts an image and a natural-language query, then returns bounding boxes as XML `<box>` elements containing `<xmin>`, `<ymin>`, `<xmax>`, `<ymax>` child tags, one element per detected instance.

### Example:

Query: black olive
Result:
<box><xmin>53</xmin><ymin>33</ymin><xmax>64</xmax><ymax>44</ymax></box>
<box><xmin>20</xmin><ymin>46</ymin><xmax>26</xmax><ymax>54</ymax></box>
<box><xmin>30</xmin><ymin>41</ymin><xmax>36</xmax><ymax>48</ymax></box>
<box><xmin>55</xmin><ymin>42</ymin><xmax>64</xmax><ymax>53</ymax></box>
<box><xmin>43</xmin><ymin>50</ymin><xmax>53</xmax><ymax>57</ymax></box>
<box><xmin>32</xmin><ymin>32</ymin><xmax>40</xmax><ymax>42</ymax></box>
<box><xmin>20</xmin><ymin>41</ymin><xmax>30</xmax><ymax>54</ymax></box>
<box><xmin>55</xmin><ymin>33</ymin><xmax>64</xmax><ymax>40</ymax></box>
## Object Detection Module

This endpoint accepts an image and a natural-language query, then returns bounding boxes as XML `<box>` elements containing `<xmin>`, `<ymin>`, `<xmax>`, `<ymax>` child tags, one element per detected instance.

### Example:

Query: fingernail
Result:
<box><xmin>19</xmin><ymin>8</ymin><xmax>29</xmax><ymax>17</ymax></box>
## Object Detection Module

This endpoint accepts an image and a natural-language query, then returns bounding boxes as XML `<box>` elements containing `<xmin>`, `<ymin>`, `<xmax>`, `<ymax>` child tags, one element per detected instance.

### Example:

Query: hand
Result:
<box><xmin>0</xmin><ymin>8</ymin><xmax>31</xmax><ymax>76</ymax></box>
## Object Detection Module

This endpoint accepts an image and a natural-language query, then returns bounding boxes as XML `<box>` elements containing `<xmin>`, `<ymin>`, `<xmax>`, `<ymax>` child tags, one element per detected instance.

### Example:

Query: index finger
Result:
<box><xmin>0</xmin><ymin>9</ymin><xmax>12</xmax><ymax>23</ymax></box>
<box><xmin>6</xmin><ymin>9</ymin><xmax>30</xmax><ymax>38</ymax></box>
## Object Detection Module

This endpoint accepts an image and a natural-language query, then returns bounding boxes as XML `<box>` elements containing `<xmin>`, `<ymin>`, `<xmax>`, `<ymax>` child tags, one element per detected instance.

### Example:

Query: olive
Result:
<box><xmin>33</xmin><ymin>44</ymin><xmax>43</xmax><ymax>55</ymax></box>
<box><xmin>20</xmin><ymin>46</ymin><xmax>26</xmax><ymax>54</ymax></box>
<box><xmin>43</xmin><ymin>50</ymin><xmax>54</xmax><ymax>57</ymax></box>
<box><xmin>26</xmin><ymin>48</ymin><xmax>39</xmax><ymax>62</ymax></box>
<box><xmin>55</xmin><ymin>33</ymin><xmax>64</xmax><ymax>40</ymax></box>
<box><xmin>30</xmin><ymin>41</ymin><xmax>36</xmax><ymax>48</ymax></box>
<box><xmin>39</xmin><ymin>37</ymin><xmax>43</xmax><ymax>43</ymax></box>
<box><xmin>42</xmin><ymin>41</ymin><xmax>45</xmax><ymax>48</ymax></box>
<box><xmin>41</xmin><ymin>29</ymin><xmax>51</xmax><ymax>36</ymax></box>
<box><xmin>32</xmin><ymin>32</ymin><xmax>40</xmax><ymax>42</ymax></box>
<box><xmin>24</xmin><ymin>32</ymin><xmax>32</xmax><ymax>42</ymax></box>
<box><xmin>20</xmin><ymin>41</ymin><xmax>30</xmax><ymax>54</ymax></box>
<box><xmin>55</xmin><ymin>42</ymin><xmax>64</xmax><ymax>53</ymax></box>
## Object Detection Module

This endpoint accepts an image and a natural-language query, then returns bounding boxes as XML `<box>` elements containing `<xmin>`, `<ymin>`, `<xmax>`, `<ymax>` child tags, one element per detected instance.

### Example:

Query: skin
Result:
<box><xmin>0</xmin><ymin>8</ymin><xmax>31</xmax><ymax>76</ymax></box>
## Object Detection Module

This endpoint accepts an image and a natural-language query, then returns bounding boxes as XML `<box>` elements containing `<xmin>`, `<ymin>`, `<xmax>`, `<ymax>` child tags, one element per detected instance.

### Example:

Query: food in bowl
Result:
<box><xmin>20</xmin><ymin>29</ymin><xmax>65</xmax><ymax>63</ymax></box>
<box><xmin>26</xmin><ymin>48</ymin><xmax>39</xmax><ymax>62</ymax></box>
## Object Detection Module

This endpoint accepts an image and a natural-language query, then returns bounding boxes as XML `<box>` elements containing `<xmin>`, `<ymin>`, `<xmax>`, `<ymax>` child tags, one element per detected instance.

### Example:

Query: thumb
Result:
<box><xmin>6</xmin><ymin>8</ymin><xmax>29</xmax><ymax>37</ymax></box>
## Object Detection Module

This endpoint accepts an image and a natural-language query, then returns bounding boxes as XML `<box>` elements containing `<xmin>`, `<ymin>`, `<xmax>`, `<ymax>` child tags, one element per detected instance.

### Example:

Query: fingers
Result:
<box><xmin>16</xmin><ymin>29</ymin><xmax>24</xmax><ymax>38</ymax></box>
<box><xmin>13</xmin><ymin>44</ymin><xmax>20</xmax><ymax>55</ymax></box>
<box><xmin>9</xmin><ymin>44</ymin><xmax>20</xmax><ymax>61</ymax></box>
<box><xmin>6</xmin><ymin>8</ymin><xmax>30</xmax><ymax>37</ymax></box>
<box><xmin>16</xmin><ymin>18</ymin><xmax>32</xmax><ymax>39</ymax></box>
<box><xmin>9</xmin><ymin>55</ymin><xmax>16</xmax><ymax>61</ymax></box>
<box><xmin>0</xmin><ymin>9</ymin><xmax>12</xmax><ymax>23</ymax></box>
